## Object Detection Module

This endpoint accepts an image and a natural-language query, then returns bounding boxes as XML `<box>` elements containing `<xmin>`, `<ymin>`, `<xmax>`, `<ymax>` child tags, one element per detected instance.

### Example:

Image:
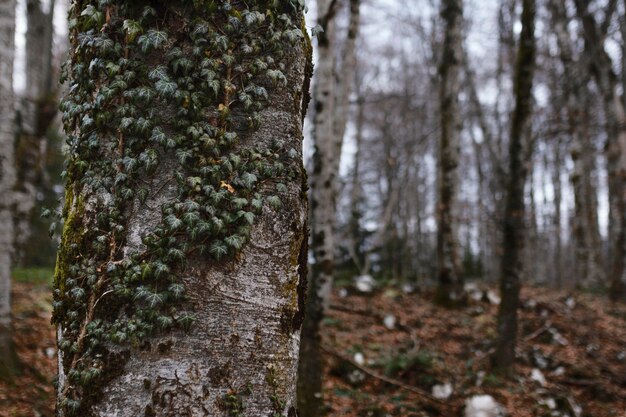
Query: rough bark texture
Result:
<box><xmin>298</xmin><ymin>0</ymin><xmax>360</xmax><ymax>415</ymax></box>
<box><xmin>493</xmin><ymin>0</ymin><xmax>536</xmax><ymax>373</ymax></box>
<box><xmin>0</xmin><ymin>0</ymin><xmax>18</xmax><ymax>379</ymax></box>
<box><xmin>13</xmin><ymin>0</ymin><xmax>56</xmax><ymax>265</ymax></box>
<box><xmin>435</xmin><ymin>0</ymin><xmax>465</xmax><ymax>306</ymax></box>
<box><xmin>575</xmin><ymin>0</ymin><xmax>626</xmax><ymax>301</ymax></box>
<box><xmin>54</xmin><ymin>2</ymin><xmax>310</xmax><ymax>415</ymax></box>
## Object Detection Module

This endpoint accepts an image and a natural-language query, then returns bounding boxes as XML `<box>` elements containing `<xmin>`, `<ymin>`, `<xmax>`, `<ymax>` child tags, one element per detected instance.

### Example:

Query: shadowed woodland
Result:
<box><xmin>0</xmin><ymin>0</ymin><xmax>625</xmax><ymax>416</ymax></box>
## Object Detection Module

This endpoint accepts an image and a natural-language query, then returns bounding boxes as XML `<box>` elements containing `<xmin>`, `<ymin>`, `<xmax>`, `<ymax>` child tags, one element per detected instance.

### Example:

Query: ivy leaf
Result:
<box><xmin>137</xmin><ymin>30</ymin><xmax>168</xmax><ymax>53</ymax></box>
<box><xmin>155</xmin><ymin>79</ymin><xmax>177</xmax><ymax>99</ymax></box>
<box><xmin>240</xmin><ymin>172</ymin><xmax>257</xmax><ymax>189</ymax></box>
<box><xmin>276</xmin><ymin>183</ymin><xmax>288</xmax><ymax>193</ymax></box>
<box><xmin>149</xmin><ymin>65</ymin><xmax>169</xmax><ymax>81</ymax></box>
<box><xmin>225</xmin><ymin>235</ymin><xmax>243</xmax><ymax>250</ymax></box>
<box><xmin>157</xmin><ymin>315</ymin><xmax>174</xmax><ymax>329</ymax></box>
<box><xmin>240</xmin><ymin>211</ymin><xmax>255</xmax><ymax>225</ymax></box>
<box><xmin>164</xmin><ymin>214</ymin><xmax>182</xmax><ymax>231</ymax></box>
<box><xmin>267</xmin><ymin>69</ymin><xmax>287</xmax><ymax>87</ymax></box>
<box><xmin>232</xmin><ymin>197</ymin><xmax>248</xmax><ymax>209</ymax></box>
<box><xmin>192</xmin><ymin>22</ymin><xmax>209</xmax><ymax>38</ymax></box>
<box><xmin>80</xmin><ymin>5</ymin><xmax>104</xmax><ymax>28</ymax></box>
<box><xmin>144</xmin><ymin>291</ymin><xmax>164</xmax><ymax>308</ymax></box>
<box><xmin>311</xmin><ymin>24</ymin><xmax>324</xmax><ymax>38</ymax></box>
<box><xmin>150</xmin><ymin>127</ymin><xmax>166</xmax><ymax>144</ymax></box>
<box><xmin>177</xmin><ymin>149</ymin><xmax>193</xmax><ymax>165</ymax></box>
<box><xmin>167</xmin><ymin>248</ymin><xmax>185</xmax><ymax>263</ymax></box>
<box><xmin>176</xmin><ymin>312</ymin><xmax>196</xmax><ymax>331</ymax></box>
<box><xmin>210</xmin><ymin>241</ymin><xmax>228</xmax><ymax>260</ymax></box>
<box><xmin>154</xmin><ymin>262</ymin><xmax>170</xmax><ymax>278</ymax></box>
<box><xmin>123</xmin><ymin>19</ymin><xmax>143</xmax><ymax>42</ymax></box>
<box><xmin>266</xmin><ymin>195</ymin><xmax>282</xmax><ymax>209</ymax></box>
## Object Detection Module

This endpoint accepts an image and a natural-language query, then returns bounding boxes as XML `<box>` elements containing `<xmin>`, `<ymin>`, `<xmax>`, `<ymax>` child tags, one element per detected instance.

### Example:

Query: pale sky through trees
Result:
<box><xmin>12</xmin><ymin>0</ymin><xmax>610</xmax><ymax>238</ymax></box>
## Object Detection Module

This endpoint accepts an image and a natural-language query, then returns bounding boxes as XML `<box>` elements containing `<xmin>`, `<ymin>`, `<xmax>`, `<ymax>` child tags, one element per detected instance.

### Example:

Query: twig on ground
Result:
<box><xmin>320</xmin><ymin>343</ymin><xmax>451</xmax><ymax>410</ymax></box>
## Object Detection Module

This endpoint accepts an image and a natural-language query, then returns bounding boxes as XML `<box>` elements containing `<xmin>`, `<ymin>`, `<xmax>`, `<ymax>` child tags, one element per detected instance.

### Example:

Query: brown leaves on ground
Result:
<box><xmin>322</xmin><ymin>285</ymin><xmax>626</xmax><ymax>417</ymax></box>
<box><xmin>1</xmin><ymin>282</ymin><xmax>625</xmax><ymax>417</ymax></box>
<box><xmin>0</xmin><ymin>282</ymin><xmax>56</xmax><ymax>417</ymax></box>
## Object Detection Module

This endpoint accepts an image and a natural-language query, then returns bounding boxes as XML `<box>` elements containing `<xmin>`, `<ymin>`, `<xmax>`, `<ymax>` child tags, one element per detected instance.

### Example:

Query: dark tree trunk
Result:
<box><xmin>435</xmin><ymin>0</ymin><xmax>465</xmax><ymax>306</ymax></box>
<box><xmin>493</xmin><ymin>0</ymin><xmax>536</xmax><ymax>374</ymax></box>
<box><xmin>298</xmin><ymin>0</ymin><xmax>360</xmax><ymax>414</ymax></box>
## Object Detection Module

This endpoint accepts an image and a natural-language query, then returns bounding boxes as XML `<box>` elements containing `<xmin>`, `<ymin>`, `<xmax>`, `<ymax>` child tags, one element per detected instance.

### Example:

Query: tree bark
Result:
<box><xmin>0</xmin><ymin>0</ymin><xmax>18</xmax><ymax>380</ymax></box>
<box><xmin>574</xmin><ymin>0</ymin><xmax>626</xmax><ymax>301</ymax></box>
<box><xmin>13</xmin><ymin>0</ymin><xmax>57</xmax><ymax>265</ymax></box>
<box><xmin>435</xmin><ymin>0</ymin><xmax>465</xmax><ymax>306</ymax></box>
<box><xmin>298</xmin><ymin>0</ymin><xmax>360</xmax><ymax>415</ymax></box>
<box><xmin>54</xmin><ymin>2</ymin><xmax>310</xmax><ymax>415</ymax></box>
<box><xmin>549</xmin><ymin>0</ymin><xmax>603</xmax><ymax>287</ymax></box>
<box><xmin>493</xmin><ymin>0</ymin><xmax>536</xmax><ymax>373</ymax></box>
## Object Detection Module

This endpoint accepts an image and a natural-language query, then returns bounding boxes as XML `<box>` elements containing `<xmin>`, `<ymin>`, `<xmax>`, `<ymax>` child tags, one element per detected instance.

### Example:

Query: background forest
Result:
<box><xmin>0</xmin><ymin>0</ymin><xmax>625</xmax><ymax>416</ymax></box>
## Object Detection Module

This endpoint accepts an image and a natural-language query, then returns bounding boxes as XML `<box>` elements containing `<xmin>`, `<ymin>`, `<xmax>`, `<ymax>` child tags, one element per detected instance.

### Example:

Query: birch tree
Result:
<box><xmin>298</xmin><ymin>0</ymin><xmax>360</xmax><ymax>414</ymax></box>
<box><xmin>493</xmin><ymin>0</ymin><xmax>536</xmax><ymax>373</ymax></box>
<box><xmin>549</xmin><ymin>0</ymin><xmax>603</xmax><ymax>286</ymax></box>
<box><xmin>54</xmin><ymin>1</ymin><xmax>310</xmax><ymax>415</ymax></box>
<box><xmin>435</xmin><ymin>0</ymin><xmax>465</xmax><ymax>305</ymax></box>
<box><xmin>14</xmin><ymin>0</ymin><xmax>57</xmax><ymax>264</ymax></box>
<box><xmin>574</xmin><ymin>0</ymin><xmax>626</xmax><ymax>301</ymax></box>
<box><xmin>0</xmin><ymin>0</ymin><xmax>17</xmax><ymax>379</ymax></box>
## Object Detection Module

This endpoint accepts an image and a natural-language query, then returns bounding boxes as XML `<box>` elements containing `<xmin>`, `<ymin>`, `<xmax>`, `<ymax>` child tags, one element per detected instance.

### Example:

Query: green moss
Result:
<box><xmin>53</xmin><ymin>187</ymin><xmax>84</xmax><ymax>293</ymax></box>
<box><xmin>54</xmin><ymin>1</ymin><xmax>308</xmax><ymax>414</ymax></box>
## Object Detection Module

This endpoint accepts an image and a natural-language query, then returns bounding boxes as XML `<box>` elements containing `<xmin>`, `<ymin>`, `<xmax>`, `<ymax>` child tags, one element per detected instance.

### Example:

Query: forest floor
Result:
<box><xmin>0</xmin><ymin>278</ymin><xmax>625</xmax><ymax>417</ymax></box>
<box><xmin>322</xmin><ymin>283</ymin><xmax>626</xmax><ymax>417</ymax></box>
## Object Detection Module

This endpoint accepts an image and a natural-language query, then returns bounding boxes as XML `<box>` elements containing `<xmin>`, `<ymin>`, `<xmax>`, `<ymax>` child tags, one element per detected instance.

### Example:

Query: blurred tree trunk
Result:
<box><xmin>435</xmin><ymin>0</ymin><xmax>465</xmax><ymax>306</ymax></box>
<box><xmin>0</xmin><ymin>0</ymin><xmax>18</xmax><ymax>379</ymax></box>
<box><xmin>551</xmin><ymin>140</ymin><xmax>563</xmax><ymax>286</ymax></box>
<box><xmin>575</xmin><ymin>0</ymin><xmax>626</xmax><ymax>301</ymax></box>
<box><xmin>347</xmin><ymin>93</ymin><xmax>365</xmax><ymax>274</ymax></box>
<box><xmin>54</xmin><ymin>2</ymin><xmax>310</xmax><ymax>415</ymax></box>
<box><xmin>13</xmin><ymin>0</ymin><xmax>56</xmax><ymax>265</ymax></box>
<box><xmin>298</xmin><ymin>0</ymin><xmax>360</xmax><ymax>414</ymax></box>
<box><xmin>493</xmin><ymin>0</ymin><xmax>536</xmax><ymax>373</ymax></box>
<box><xmin>549</xmin><ymin>0</ymin><xmax>604</xmax><ymax>287</ymax></box>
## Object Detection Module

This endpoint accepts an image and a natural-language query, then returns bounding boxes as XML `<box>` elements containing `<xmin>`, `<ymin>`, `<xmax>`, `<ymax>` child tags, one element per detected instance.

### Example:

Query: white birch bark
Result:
<box><xmin>549</xmin><ymin>0</ymin><xmax>604</xmax><ymax>286</ymax></box>
<box><xmin>0</xmin><ymin>0</ymin><xmax>17</xmax><ymax>344</ymax></box>
<box><xmin>299</xmin><ymin>1</ymin><xmax>360</xmax><ymax>414</ymax></box>
<box><xmin>574</xmin><ymin>0</ymin><xmax>626</xmax><ymax>300</ymax></box>
<box><xmin>54</xmin><ymin>3</ymin><xmax>310</xmax><ymax>414</ymax></box>
<box><xmin>435</xmin><ymin>0</ymin><xmax>465</xmax><ymax>304</ymax></box>
<box><xmin>13</xmin><ymin>0</ymin><xmax>56</xmax><ymax>264</ymax></box>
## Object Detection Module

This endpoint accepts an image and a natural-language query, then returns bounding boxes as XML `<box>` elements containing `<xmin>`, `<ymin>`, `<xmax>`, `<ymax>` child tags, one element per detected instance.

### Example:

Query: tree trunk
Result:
<box><xmin>54</xmin><ymin>2</ymin><xmax>310</xmax><ymax>415</ymax></box>
<box><xmin>298</xmin><ymin>0</ymin><xmax>360</xmax><ymax>415</ymax></box>
<box><xmin>13</xmin><ymin>0</ymin><xmax>57</xmax><ymax>265</ymax></box>
<box><xmin>551</xmin><ymin>141</ymin><xmax>563</xmax><ymax>286</ymax></box>
<box><xmin>493</xmin><ymin>0</ymin><xmax>536</xmax><ymax>374</ymax></box>
<box><xmin>435</xmin><ymin>0</ymin><xmax>465</xmax><ymax>306</ymax></box>
<box><xmin>574</xmin><ymin>0</ymin><xmax>626</xmax><ymax>301</ymax></box>
<box><xmin>0</xmin><ymin>0</ymin><xmax>18</xmax><ymax>380</ymax></box>
<box><xmin>549</xmin><ymin>0</ymin><xmax>604</xmax><ymax>287</ymax></box>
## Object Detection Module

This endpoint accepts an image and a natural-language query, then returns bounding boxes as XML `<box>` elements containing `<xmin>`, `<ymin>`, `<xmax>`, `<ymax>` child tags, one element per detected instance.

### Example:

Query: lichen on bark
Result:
<box><xmin>54</xmin><ymin>1</ymin><xmax>310</xmax><ymax>415</ymax></box>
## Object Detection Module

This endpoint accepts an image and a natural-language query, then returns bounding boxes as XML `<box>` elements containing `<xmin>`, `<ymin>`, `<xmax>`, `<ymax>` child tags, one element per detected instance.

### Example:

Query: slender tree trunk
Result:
<box><xmin>575</xmin><ymin>0</ymin><xmax>626</xmax><ymax>301</ymax></box>
<box><xmin>552</xmin><ymin>141</ymin><xmax>563</xmax><ymax>286</ymax></box>
<box><xmin>298</xmin><ymin>0</ymin><xmax>360</xmax><ymax>414</ymax></box>
<box><xmin>493</xmin><ymin>0</ymin><xmax>536</xmax><ymax>373</ymax></box>
<box><xmin>435</xmin><ymin>0</ymin><xmax>465</xmax><ymax>306</ymax></box>
<box><xmin>0</xmin><ymin>0</ymin><xmax>18</xmax><ymax>380</ymax></box>
<box><xmin>549</xmin><ymin>0</ymin><xmax>603</xmax><ymax>287</ymax></box>
<box><xmin>14</xmin><ymin>0</ymin><xmax>57</xmax><ymax>265</ymax></box>
<box><xmin>54</xmin><ymin>2</ymin><xmax>310</xmax><ymax>415</ymax></box>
